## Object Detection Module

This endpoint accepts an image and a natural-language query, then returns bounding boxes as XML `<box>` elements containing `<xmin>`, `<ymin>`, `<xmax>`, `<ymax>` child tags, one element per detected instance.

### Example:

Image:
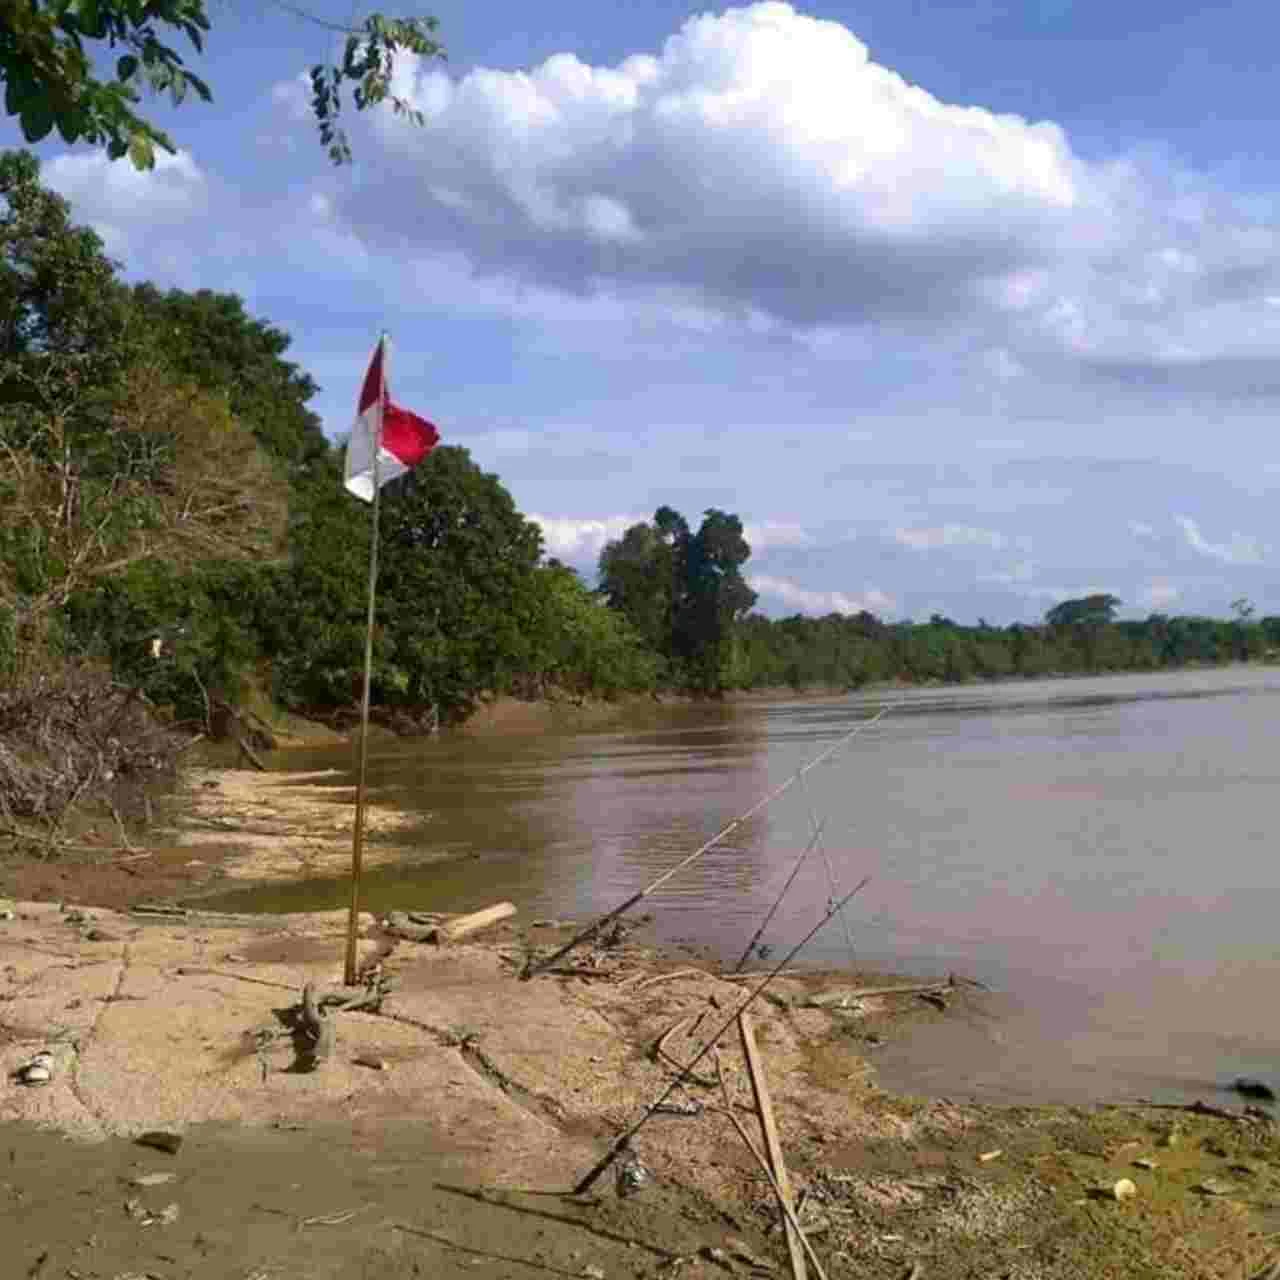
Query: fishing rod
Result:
<box><xmin>732</xmin><ymin>817</ymin><xmax>827</xmax><ymax>973</ymax></box>
<box><xmin>571</xmin><ymin>876</ymin><xmax>872</xmax><ymax>1195</ymax></box>
<box><xmin>520</xmin><ymin>699</ymin><xmax>895</xmax><ymax>981</ymax></box>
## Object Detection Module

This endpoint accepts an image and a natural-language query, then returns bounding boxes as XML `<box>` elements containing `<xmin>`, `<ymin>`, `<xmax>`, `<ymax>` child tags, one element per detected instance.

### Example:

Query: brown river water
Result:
<box><xmin>213</xmin><ymin>667</ymin><xmax>1280</xmax><ymax>1109</ymax></box>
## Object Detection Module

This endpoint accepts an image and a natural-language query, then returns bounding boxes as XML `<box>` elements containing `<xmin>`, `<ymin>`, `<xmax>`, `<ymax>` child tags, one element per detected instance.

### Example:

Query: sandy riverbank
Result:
<box><xmin>0</xmin><ymin>897</ymin><xmax>1277</xmax><ymax>1278</ymax></box>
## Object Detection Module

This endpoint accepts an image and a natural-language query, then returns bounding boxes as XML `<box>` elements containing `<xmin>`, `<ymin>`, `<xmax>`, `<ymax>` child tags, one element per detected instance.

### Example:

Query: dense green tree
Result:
<box><xmin>599</xmin><ymin>505</ymin><xmax>755</xmax><ymax>694</ymax></box>
<box><xmin>1</xmin><ymin>151</ymin><xmax>284</xmax><ymax>677</ymax></box>
<box><xmin>127</xmin><ymin>285</ymin><xmax>327</xmax><ymax>468</ymax></box>
<box><xmin>597</xmin><ymin>520</ymin><xmax>676</xmax><ymax>667</ymax></box>
<box><xmin>1045</xmin><ymin>593</ymin><xmax>1122</xmax><ymax>629</ymax></box>
<box><xmin>0</xmin><ymin>1</ymin><xmax>443</xmax><ymax>168</ymax></box>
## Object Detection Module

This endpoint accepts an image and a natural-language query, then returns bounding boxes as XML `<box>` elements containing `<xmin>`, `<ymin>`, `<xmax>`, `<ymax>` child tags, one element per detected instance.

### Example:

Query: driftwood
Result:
<box><xmin>386</xmin><ymin>903</ymin><xmax>517</xmax><ymax>945</ymax></box>
<box><xmin>440</xmin><ymin>902</ymin><xmax>517</xmax><ymax>942</ymax></box>
<box><xmin>739</xmin><ymin>1012</ymin><xmax>806</xmax><ymax>1280</ymax></box>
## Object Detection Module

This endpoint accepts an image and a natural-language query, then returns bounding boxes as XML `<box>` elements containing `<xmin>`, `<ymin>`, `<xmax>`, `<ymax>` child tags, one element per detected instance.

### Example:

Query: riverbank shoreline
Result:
<box><xmin>0</xmin><ymin>898</ymin><xmax>1276</xmax><ymax>1279</ymax></box>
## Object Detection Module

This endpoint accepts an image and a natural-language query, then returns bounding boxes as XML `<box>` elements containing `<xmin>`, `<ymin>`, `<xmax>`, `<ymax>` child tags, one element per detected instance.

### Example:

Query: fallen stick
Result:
<box><xmin>804</xmin><ymin>980</ymin><xmax>952</xmax><ymax>1008</ymax></box>
<box><xmin>739</xmin><ymin>1011</ymin><xmax>806</xmax><ymax>1280</ymax></box>
<box><xmin>438</xmin><ymin>902</ymin><xmax>517</xmax><ymax>943</ymax></box>
<box><xmin>176</xmin><ymin>967</ymin><xmax>297</xmax><ymax>991</ymax></box>
<box><xmin>714</xmin><ymin>1052</ymin><xmax>828</xmax><ymax>1280</ymax></box>
<box><xmin>1106</xmin><ymin>1099</ymin><xmax>1252</xmax><ymax>1124</ymax></box>
<box><xmin>652</xmin><ymin>1016</ymin><xmax>718</xmax><ymax>1088</ymax></box>
<box><xmin>570</xmin><ymin>878</ymin><xmax>870</xmax><ymax>1195</ymax></box>
<box><xmin>631</xmin><ymin>968</ymin><xmax>713</xmax><ymax>992</ymax></box>
<box><xmin>236</xmin><ymin>733</ymin><xmax>267</xmax><ymax>772</ymax></box>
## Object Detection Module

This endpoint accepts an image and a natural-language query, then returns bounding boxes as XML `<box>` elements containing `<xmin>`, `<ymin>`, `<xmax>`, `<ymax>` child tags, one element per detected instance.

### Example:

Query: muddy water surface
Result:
<box><xmin>212</xmin><ymin>668</ymin><xmax>1280</xmax><ymax>1108</ymax></box>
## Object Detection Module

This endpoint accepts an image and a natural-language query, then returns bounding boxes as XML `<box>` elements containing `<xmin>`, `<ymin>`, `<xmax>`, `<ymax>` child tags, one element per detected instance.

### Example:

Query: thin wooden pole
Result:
<box><xmin>344</xmin><ymin>334</ymin><xmax>387</xmax><ymax>986</ymax></box>
<box><xmin>739</xmin><ymin>1011</ymin><xmax>806</xmax><ymax>1280</ymax></box>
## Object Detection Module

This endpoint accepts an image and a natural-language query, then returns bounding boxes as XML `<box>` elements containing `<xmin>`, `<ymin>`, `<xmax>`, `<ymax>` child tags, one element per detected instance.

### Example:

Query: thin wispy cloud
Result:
<box><xmin>1176</xmin><ymin>515</ymin><xmax>1268</xmax><ymax>566</ymax></box>
<box><xmin>895</xmin><ymin>525</ymin><xmax>1008</xmax><ymax>552</ymax></box>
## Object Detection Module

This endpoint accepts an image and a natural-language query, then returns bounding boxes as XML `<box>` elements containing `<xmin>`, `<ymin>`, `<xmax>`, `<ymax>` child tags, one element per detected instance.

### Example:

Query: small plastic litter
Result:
<box><xmin>616</xmin><ymin>1153</ymin><xmax>650</xmax><ymax>1198</ymax></box>
<box><xmin>14</xmin><ymin>1050</ymin><xmax>54</xmax><ymax>1086</ymax></box>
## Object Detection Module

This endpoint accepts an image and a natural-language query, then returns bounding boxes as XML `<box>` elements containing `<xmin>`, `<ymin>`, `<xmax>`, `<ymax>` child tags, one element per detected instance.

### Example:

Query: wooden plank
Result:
<box><xmin>438</xmin><ymin>901</ymin><xmax>517</xmax><ymax>943</ymax></box>
<box><xmin>738</xmin><ymin>1011</ymin><xmax>807</xmax><ymax>1280</ymax></box>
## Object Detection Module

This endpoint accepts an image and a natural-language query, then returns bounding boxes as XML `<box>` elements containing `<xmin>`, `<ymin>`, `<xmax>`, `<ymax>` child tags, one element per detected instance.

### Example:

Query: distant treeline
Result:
<box><xmin>596</xmin><ymin>514</ymin><xmax>1279</xmax><ymax>690</ymax></box>
<box><xmin>2</xmin><ymin>148</ymin><xmax>1271</xmax><ymax>737</ymax></box>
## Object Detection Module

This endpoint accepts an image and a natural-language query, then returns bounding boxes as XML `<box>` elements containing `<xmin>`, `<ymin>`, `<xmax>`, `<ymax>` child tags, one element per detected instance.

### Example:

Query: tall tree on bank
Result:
<box><xmin>0</xmin><ymin>0</ymin><xmax>443</xmax><ymax>168</ymax></box>
<box><xmin>599</xmin><ymin>505</ymin><xmax>756</xmax><ymax>693</ymax></box>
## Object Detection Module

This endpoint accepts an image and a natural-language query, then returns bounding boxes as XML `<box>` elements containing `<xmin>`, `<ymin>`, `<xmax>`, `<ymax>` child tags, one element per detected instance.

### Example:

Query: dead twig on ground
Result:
<box><xmin>631</xmin><ymin>968</ymin><xmax>713</xmax><ymax>992</ymax></box>
<box><xmin>300</xmin><ymin>1205</ymin><xmax>369</xmax><ymax>1228</ymax></box>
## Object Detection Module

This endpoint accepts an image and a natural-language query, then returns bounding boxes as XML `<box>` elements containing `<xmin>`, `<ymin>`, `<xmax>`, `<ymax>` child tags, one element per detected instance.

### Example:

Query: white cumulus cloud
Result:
<box><xmin>743</xmin><ymin>521</ymin><xmax>812</xmax><ymax>551</ymax></box>
<box><xmin>749</xmin><ymin>574</ymin><xmax>894</xmax><ymax>617</ymax></box>
<box><xmin>335</xmin><ymin>1</ymin><xmax>1084</xmax><ymax>334</ymax></box>
<box><xmin>43</xmin><ymin>149</ymin><xmax>207</xmax><ymax>226</ymax></box>
<box><xmin>1175</xmin><ymin>515</ymin><xmax>1268</xmax><ymax>566</ymax></box>
<box><xmin>530</xmin><ymin>514</ymin><xmax>641</xmax><ymax>560</ymax></box>
<box><xmin>299</xmin><ymin>0</ymin><xmax>1280</xmax><ymax>399</ymax></box>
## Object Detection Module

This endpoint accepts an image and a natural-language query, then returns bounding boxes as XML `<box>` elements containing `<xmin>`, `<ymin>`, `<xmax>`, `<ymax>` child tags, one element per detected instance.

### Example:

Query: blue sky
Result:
<box><xmin>10</xmin><ymin>0</ymin><xmax>1280</xmax><ymax>623</ymax></box>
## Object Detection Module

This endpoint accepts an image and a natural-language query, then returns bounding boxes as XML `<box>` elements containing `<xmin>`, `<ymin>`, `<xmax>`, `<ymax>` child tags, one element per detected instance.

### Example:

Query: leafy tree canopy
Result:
<box><xmin>0</xmin><ymin>0</ymin><xmax>444</xmax><ymax>168</ymax></box>
<box><xmin>1044</xmin><ymin>593</ymin><xmax>1122</xmax><ymax>628</ymax></box>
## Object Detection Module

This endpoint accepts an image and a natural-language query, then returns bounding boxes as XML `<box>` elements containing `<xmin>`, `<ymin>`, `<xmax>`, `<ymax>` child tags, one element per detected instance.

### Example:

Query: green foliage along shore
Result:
<box><xmin>2</xmin><ymin>148</ymin><xmax>1276</xmax><ymax>738</ymax></box>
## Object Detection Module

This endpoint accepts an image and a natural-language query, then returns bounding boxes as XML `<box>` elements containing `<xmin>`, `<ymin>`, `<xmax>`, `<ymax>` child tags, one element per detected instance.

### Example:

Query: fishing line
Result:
<box><xmin>522</xmin><ymin>697</ymin><xmax>898</xmax><ymax>980</ymax></box>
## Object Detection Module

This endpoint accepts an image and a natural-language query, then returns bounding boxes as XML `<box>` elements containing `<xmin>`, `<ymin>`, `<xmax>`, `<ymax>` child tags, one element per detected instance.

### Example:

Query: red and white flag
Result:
<box><xmin>343</xmin><ymin>336</ymin><xmax>439</xmax><ymax>502</ymax></box>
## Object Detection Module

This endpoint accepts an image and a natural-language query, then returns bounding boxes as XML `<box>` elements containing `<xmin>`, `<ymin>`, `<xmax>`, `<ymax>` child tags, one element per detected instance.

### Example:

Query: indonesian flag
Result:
<box><xmin>343</xmin><ymin>336</ymin><xmax>439</xmax><ymax>502</ymax></box>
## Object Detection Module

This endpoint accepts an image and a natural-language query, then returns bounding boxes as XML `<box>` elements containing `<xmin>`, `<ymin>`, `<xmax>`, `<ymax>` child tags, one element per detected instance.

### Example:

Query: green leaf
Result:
<box><xmin>117</xmin><ymin>54</ymin><xmax>139</xmax><ymax>81</ymax></box>
<box><xmin>126</xmin><ymin>132</ymin><xmax>155</xmax><ymax>170</ymax></box>
<box><xmin>19</xmin><ymin>100</ymin><xmax>56</xmax><ymax>144</ymax></box>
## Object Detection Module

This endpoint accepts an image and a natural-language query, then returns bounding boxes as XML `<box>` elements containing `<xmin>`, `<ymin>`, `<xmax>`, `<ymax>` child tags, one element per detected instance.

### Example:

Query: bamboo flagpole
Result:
<box><xmin>344</xmin><ymin>332</ymin><xmax>386</xmax><ymax>986</ymax></box>
<box><xmin>340</xmin><ymin>334</ymin><xmax>440</xmax><ymax>986</ymax></box>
